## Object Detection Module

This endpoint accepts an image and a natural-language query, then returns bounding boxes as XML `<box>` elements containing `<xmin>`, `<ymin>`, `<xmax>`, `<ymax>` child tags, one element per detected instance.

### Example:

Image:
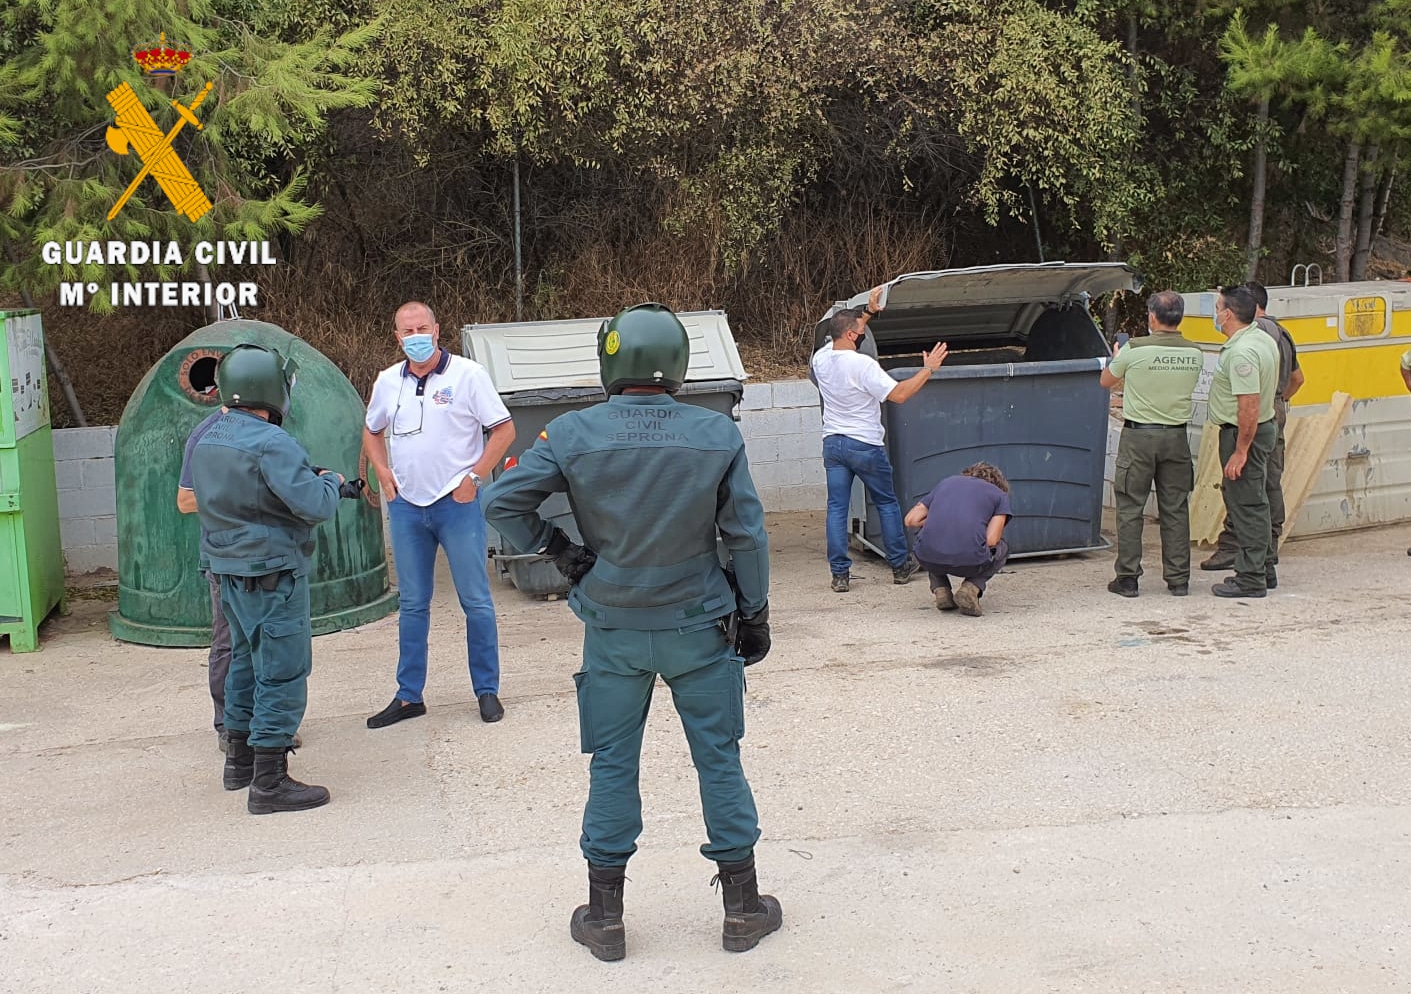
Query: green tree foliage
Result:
<box><xmin>6</xmin><ymin>0</ymin><xmax>1411</xmax><ymax>427</ymax></box>
<box><xmin>931</xmin><ymin>0</ymin><xmax>1150</xmax><ymax>249</ymax></box>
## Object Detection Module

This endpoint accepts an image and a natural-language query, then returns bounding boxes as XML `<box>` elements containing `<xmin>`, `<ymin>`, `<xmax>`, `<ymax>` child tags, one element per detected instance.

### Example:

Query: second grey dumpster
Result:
<box><xmin>814</xmin><ymin>262</ymin><xmax>1143</xmax><ymax>559</ymax></box>
<box><xmin>463</xmin><ymin>310</ymin><xmax>748</xmax><ymax>597</ymax></box>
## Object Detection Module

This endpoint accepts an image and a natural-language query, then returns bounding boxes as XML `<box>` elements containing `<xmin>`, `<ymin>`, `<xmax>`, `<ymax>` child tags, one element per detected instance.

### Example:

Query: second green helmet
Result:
<box><xmin>597</xmin><ymin>302</ymin><xmax>691</xmax><ymax>396</ymax></box>
<box><xmin>216</xmin><ymin>344</ymin><xmax>298</xmax><ymax>425</ymax></box>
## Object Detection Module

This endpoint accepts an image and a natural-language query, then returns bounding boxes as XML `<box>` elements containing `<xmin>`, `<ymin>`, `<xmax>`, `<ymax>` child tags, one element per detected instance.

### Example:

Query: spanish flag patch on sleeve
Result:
<box><xmin>538</xmin><ymin>430</ymin><xmax>548</xmax><ymax>440</ymax></box>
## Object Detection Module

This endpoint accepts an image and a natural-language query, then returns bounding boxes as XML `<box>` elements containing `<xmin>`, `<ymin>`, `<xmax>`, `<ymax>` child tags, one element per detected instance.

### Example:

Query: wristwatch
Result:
<box><xmin>468</xmin><ymin>471</ymin><xmax>485</xmax><ymax>489</ymax></box>
<box><xmin>864</xmin><ymin>306</ymin><xmax>880</xmax><ymax>317</ymax></box>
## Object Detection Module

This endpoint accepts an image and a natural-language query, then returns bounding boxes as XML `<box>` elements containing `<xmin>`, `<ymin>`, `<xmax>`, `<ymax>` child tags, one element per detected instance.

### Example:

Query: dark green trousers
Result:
<box><xmin>574</xmin><ymin>622</ymin><xmax>760</xmax><ymax>868</ymax></box>
<box><xmin>1113</xmin><ymin>426</ymin><xmax>1194</xmax><ymax>585</ymax></box>
<box><xmin>219</xmin><ymin>572</ymin><xmax>312</xmax><ymax>749</ymax></box>
<box><xmin>1217</xmin><ymin>420</ymin><xmax>1279</xmax><ymax>591</ymax></box>
<box><xmin>1216</xmin><ymin>399</ymin><xmax>1287</xmax><ymax>561</ymax></box>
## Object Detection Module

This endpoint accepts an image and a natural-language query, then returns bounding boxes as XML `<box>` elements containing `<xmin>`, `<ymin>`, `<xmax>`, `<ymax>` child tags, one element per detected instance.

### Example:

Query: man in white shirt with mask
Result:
<box><xmin>363</xmin><ymin>301</ymin><xmax>516</xmax><ymax>728</ymax></box>
<box><xmin>810</xmin><ymin>284</ymin><xmax>947</xmax><ymax>592</ymax></box>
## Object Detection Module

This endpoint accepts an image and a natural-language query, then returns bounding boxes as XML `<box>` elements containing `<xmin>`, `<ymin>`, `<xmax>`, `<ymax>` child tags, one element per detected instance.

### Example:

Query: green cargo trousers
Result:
<box><xmin>1217</xmin><ymin>419</ymin><xmax>1279</xmax><ymax>591</ymax></box>
<box><xmin>574</xmin><ymin>622</ymin><xmax>761</xmax><ymax>868</ymax></box>
<box><xmin>219</xmin><ymin>571</ymin><xmax>312</xmax><ymax>749</ymax></box>
<box><xmin>1215</xmin><ymin>399</ymin><xmax>1287</xmax><ymax>561</ymax></box>
<box><xmin>1113</xmin><ymin>425</ymin><xmax>1195</xmax><ymax>586</ymax></box>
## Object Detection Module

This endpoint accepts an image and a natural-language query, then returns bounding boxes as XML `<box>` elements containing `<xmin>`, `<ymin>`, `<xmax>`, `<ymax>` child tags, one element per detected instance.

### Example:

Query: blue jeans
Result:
<box><xmin>824</xmin><ymin>434</ymin><xmax>909</xmax><ymax>575</ymax></box>
<box><xmin>386</xmin><ymin>492</ymin><xmax>501</xmax><ymax>702</ymax></box>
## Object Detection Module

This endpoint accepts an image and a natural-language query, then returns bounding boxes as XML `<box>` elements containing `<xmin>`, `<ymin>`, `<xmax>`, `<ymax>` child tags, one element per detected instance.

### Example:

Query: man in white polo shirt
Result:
<box><xmin>810</xmin><ymin>284</ymin><xmax>948</xmax><ymax>592</ymax></box>
<box><xmin>363</xmin><ymin>301</ymin><xmax>517</xmax><ymax>727</ymax></box>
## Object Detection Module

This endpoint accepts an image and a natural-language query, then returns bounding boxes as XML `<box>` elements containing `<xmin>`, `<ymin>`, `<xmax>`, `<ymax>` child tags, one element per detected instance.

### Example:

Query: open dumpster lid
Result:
<box><xmin>821</xmin><ymin>262</ymin><xmax>1143</xmax><ymax>350</ymax></box>
<box><xmin>462</xmin><ymin>309</ymin><xmax>748</xmax><ymax>393</ymax></box>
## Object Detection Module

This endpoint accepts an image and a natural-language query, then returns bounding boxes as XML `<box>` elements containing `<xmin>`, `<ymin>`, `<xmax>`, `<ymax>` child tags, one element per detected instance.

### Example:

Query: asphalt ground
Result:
<box><xmin>2</xmin><ymin>511</ymin><xmax>1408</xmax><ymax>993</ymax></box>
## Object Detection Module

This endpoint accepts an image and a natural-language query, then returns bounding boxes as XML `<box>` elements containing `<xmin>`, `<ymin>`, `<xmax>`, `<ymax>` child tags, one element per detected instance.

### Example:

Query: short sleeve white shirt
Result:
<box><xmin>365</xmin><ymin>350</ymin><xmax>512</xmax><ymax>506</ymax></box>
<box><xmin>809</xmin><ymin>343</ymin><xmax>898</xmax><ymax>446</ymax></box>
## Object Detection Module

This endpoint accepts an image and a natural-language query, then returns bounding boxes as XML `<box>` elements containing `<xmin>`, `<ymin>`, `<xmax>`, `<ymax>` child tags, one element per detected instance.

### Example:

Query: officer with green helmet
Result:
<box><xmin>190</xmin><ymin>343</ymin><xmax>362</xmax><ymax>814</ymax></box>
<box><xmin>482</xmin><ymin>303</ymin><xmax>781</xmax><ymax>961</ymax></box>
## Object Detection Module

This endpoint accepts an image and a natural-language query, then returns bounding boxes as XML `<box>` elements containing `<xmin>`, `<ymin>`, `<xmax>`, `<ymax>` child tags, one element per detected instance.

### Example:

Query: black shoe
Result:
<box><xmin>223</xmin><ymin>730</ymin><xmax>254</xmax><ymax>791</ymax></box>
<box><xmin>830</xmin><ymin>573</ymin><xmax>850</xmax><ymax>593</ymax></box>
<box><xmin>248</xmin><ymin>746</ymin><xmax>330</xmax><ymax>814</ymax></box>
<box><xmin>1212</xmin><ymin>580</ymin><xmax>1266</xmax><ymax>598</ymax></box>
<box><xmin>1107</xmin><ymin>577</ymin><xmax>1138</xmax><ymax>598</ymax></box>
<box><xmin>892</xmin><ymin>555</ymin><xmax>921</xmax><ymax>585</ymax></box>
<box><xmin>1200</xmin><ymin>552</ymin><xmax>1235</xmax><ymax>571</ymax></box>
<box><xmin>571</xmin><ymin>863</ymin><xmax>627</xmax><ymax>962</ymax></box>
<box><xmin>478</xmin><ymin>693</ymin><xmax>504</xmax><ymax>723</ymax></box>
<box><xmin>713</xmin><ymin>855</ymin><xmax>783</xmax><ymax>953</ymax></box>
<box><xmin>366</xmin><ymin>698</ymin><xmax>427</xmax><ymax>729</ymax></box>
<box><xmin>1265</xmin><ymin>568</ymin><xmax>1278</xmax><ymax>590</ymax></box>
<box><xmin>1168</xmin><ymin>583</ymin><xmax>1189</xmax><ymax>596</ymax></box>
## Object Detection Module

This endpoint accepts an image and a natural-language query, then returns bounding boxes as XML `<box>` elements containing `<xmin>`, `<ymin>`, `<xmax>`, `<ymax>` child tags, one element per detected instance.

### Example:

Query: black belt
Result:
<box><xmin>1124</xmin><ymin>420</ymin><xmax>1186</xmax><ymax>429</ymax></box>
<box><xmin>1217</xmin><ymin>419</ymin><xmax>1275</xmax><ymax>431</ymax></box>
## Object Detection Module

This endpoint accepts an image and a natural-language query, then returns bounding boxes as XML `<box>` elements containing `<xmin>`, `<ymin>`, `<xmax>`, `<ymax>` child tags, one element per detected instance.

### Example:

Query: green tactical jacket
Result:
<box><xmin>190</xmin><ymin>409</ymin><xmax>342</xmax><ymax>577</ymax></box>
<box><xmin>483</xmin><ymin>393</ymin><xmax>769</xmax><ymax>630</ymax></box>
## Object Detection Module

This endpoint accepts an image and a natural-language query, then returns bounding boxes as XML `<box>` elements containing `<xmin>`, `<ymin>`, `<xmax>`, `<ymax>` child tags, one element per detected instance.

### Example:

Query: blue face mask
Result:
<box><xmin>401</xmin><ymin>333</ymin><xmax>436</xmax><ymax>363</ymax></box>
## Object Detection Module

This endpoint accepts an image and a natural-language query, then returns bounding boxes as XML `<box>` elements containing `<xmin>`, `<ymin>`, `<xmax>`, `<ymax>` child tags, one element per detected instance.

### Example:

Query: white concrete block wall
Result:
<box><xmin>52</xmin><ymin>426</ymin><xmax>119</xmax><ymax>574</ymax></box>
<box><xmin>738</xmin><ymin>379</ymin><xmax>827</xmax><ymax>514</ymax></box>
<box><xmin>47</xmin><ymin>379</ymin><xmax>835</xmax><ymax>576</ymax></box>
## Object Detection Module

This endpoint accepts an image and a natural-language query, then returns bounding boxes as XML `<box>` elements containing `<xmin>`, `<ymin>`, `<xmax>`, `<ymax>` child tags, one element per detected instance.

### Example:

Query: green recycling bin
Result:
<box><xmin>107</xmin><ymin>319</ymin><xmax>397</xmax><ymax>646</ymax></box>
<box><xmin>0</xmin><ymin>310</ymin><xmax>66</xmax><ymax>652</ymax></box>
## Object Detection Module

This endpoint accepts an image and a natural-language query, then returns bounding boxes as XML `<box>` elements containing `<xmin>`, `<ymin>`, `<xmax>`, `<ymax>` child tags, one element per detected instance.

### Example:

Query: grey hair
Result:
<box><xmin>1146</xmin><ymin>290</ymin><xmax>1184</xmax><ymax>328</ymax></box>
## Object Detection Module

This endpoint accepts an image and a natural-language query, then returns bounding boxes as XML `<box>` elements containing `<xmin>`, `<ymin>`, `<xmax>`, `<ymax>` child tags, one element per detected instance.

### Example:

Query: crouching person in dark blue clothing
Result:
<box><xmin>190</xmin><ymin>344</ymin><xmax>352</xmax><ymax>815</ymax></box>
<box><xmin>904</xmin><ymin>462</ymin><xmax>1013</xmax><ymax>617</ymax></box>
<box><xmin>482</xmin><ymin>303</ymin><xmax>781</xmax><ymax>961</ymax></box>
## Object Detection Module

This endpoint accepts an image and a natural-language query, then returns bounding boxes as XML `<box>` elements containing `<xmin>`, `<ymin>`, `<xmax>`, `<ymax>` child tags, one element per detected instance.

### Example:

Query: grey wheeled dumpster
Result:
<box><xmin>463</xmin><ymin>311</ymin><xmax>748</xmax><ymax>597</ymax></box>
<box><xmin>813</xmin><ymin>262</ymin><xmax>1143</xmax><ymax>559</ymax></box>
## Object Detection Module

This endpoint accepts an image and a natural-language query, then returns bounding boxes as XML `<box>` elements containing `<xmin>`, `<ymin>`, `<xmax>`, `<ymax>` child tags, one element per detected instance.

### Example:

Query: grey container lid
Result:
<box><xmin>462</xmin><ymin>310</ymin><xmax>749</xmax><ymax>393</ymax></box>
<box><xmin>817</xmin><ymin>261</ymin><xmax>1143</xmax><ymax>348</ymax></box>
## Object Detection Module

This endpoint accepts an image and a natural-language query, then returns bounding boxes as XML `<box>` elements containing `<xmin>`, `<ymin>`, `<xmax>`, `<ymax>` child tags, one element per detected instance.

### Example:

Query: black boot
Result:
<box><xmin>570</xmin><ymin>863</ymin><xmax>626</xmax><ymax>961</ymax></box>
<box><xmin>713</xmin><ymin>855</ymin><xmax>783</xmax><ymax>952</ymax></box>
<box><xmin>223</xmin><ymin>731</ymin><xmax>254</xmax><ymax>790</ymax></box>
<box><xmin>247</xmin><ymin>746</ymin><xmax>330</xmax><ymax>815</ymax></box>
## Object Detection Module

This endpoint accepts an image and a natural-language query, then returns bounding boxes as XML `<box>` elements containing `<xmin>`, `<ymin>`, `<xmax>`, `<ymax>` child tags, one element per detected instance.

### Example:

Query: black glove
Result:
<box><xmin>735</xmin><ymin>602</ymin><xmax>770</xmax><ymax>666</ymax></box>
<box><xmin>542</xmin><ymin>525</ymin><xmax>597</xmax><ymax>585</ymax></box>
<box><xmin>338</xmin><ymin>478</ymin><xmax>367</xmax><ymax>499</ymax></box>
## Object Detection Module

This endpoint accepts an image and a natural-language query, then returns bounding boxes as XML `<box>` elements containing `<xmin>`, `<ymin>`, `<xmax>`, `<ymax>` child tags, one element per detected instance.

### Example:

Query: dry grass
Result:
<box><xmin>34</xmin><ymin>204</ymin><xmax>953</xmax><ymax>425</ymax></box>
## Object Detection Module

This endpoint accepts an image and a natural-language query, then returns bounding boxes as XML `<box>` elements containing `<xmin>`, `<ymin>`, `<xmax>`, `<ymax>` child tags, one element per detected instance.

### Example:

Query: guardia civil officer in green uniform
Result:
<box><xmin>190</xmin><ymin>344</ymin><xmax>359</xmax><ymax>814</ymax></box>
<box><xmin>1100</xmin><ymin>290</ymin><xmax>1205</xmax><ymax>597</ymax></box>
<box><xmin>1206</xmin><ymin>284</ymin><xmax>1280</xmax><ymax>598</ymax></box>
<box><xmin>482</xmin><ymin>303</ymin><xmax>780</xmax><ymax>961</ymax></box>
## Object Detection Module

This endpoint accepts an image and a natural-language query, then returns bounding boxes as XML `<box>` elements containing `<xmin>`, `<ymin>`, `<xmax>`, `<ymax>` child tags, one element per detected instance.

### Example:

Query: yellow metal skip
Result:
<box><xmin>1179</xmin><ymin>279</ymin><xmax>1411</xmax><ymax>405</ymax></box>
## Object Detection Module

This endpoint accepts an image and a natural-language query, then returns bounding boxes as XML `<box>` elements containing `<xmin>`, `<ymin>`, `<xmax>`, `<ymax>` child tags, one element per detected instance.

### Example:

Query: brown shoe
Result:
<box><xmin>934</xmin><ymin>586</ymin><xmax>956</xmax><ymax>611</ymax></box>
<box><xmin>1200</xmin><ymin>551</ymin><xmax>1235</xmax><ymax>571</ymax></box>
<box><xmin>954</xmin><ymin>580</ymin><xmax>983</xmax><ymax>616</ymax></box>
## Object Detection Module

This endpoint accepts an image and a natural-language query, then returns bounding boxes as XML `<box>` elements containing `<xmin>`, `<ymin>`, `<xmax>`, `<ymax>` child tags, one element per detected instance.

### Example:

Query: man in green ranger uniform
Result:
<box><xmin>482</xmin><ymin>303</ymin><xmax>781</xmax><ymax>961</ymax></box>
<box><xmin>190</xmin><ymin>344</ymin><xmax>356</xmax><ymax>814</ymax></box>
<box><xmin>1206</xmin><ymin>285</ymin><xmax>1280</xmax><ymax>598</ymax></box>
<box><xmin>1201</xmin><ymin>281</ymin><xmax>1304</xmax><ymax>573</ymax></box>
<box><xmin>1100</xmin><ymin>291</ymin><xmax>1204</xmax><ymax>597</ymax></box>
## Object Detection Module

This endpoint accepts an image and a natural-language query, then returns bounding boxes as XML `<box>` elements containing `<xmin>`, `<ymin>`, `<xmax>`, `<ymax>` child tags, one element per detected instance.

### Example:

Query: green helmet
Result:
<box><xmin>216</xmin><ymin>344</ymin><xmax>298</xmax><ymax>425</ymax></box>
<box><xmin>597</xmin><ymin>302</ymin><xmax>691</xmax><ymax>396</ymax></box>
